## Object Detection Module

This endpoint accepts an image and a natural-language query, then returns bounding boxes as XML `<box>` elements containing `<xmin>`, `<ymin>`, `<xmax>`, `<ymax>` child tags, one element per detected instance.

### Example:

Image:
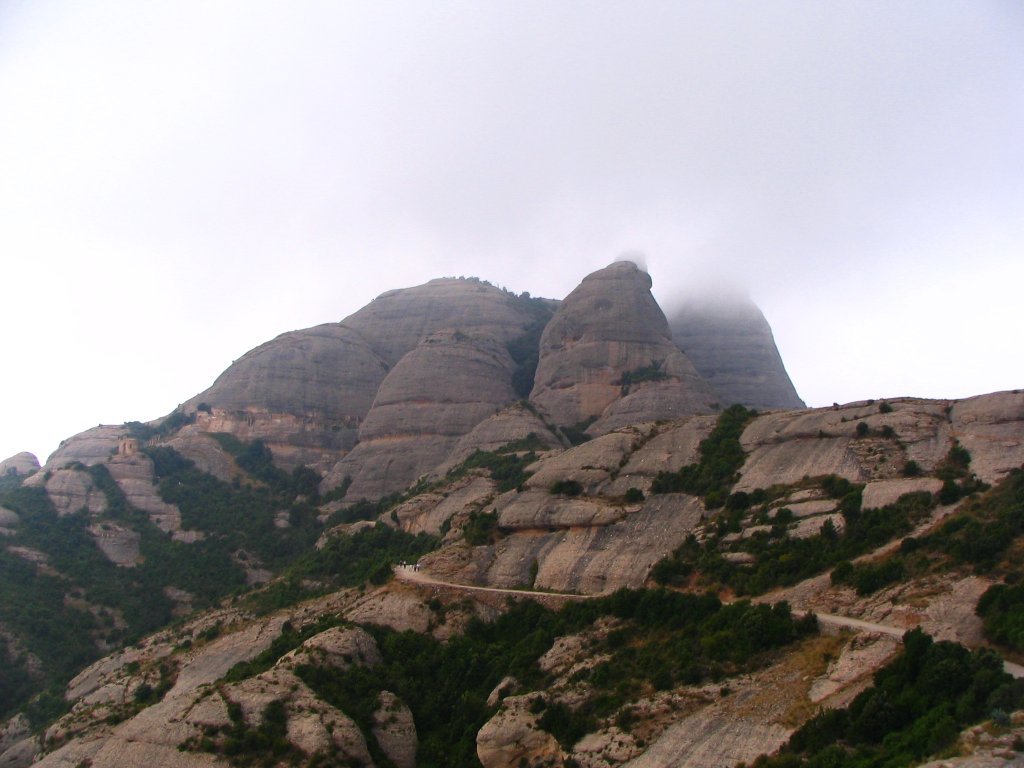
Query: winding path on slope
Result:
<box><xmin>393</xmin><ymin>565</ymin><xmax>1024</xmax><ymax>678</ymax></box>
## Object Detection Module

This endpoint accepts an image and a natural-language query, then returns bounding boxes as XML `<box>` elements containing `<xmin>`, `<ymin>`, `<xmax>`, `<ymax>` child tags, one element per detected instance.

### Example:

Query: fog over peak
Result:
<box><xmin>0</xmin><ymin>0</ymin><xmax>1021</xmax><ymax>461</ymax></box>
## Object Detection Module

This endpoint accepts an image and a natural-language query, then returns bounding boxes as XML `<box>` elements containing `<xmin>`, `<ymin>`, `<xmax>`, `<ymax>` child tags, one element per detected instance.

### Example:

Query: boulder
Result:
<box><xmin>0</xmin><ymin>452</ymin><xmax>39</xmax><ymax>478</ymax></box>
<box><xmin>372</xmin><ymin>691</ymin><xmax>418</xmax><ymax>768</ymax></box>
<box><xmin>40</xmin><ymin>469</ymin><xmax>107</xmax><ymax>517</ymax></box>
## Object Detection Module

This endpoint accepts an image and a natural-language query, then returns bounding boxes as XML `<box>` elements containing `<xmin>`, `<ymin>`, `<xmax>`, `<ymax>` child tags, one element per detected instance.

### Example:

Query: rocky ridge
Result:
<box><xmin>4</xmin><ymin>262</ymin><xmax>1023</xmax><ymax>768</ymax></box>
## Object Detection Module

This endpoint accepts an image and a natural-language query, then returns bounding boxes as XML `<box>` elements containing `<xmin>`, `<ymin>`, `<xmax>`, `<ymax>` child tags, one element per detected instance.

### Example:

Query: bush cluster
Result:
<box><xmin>651</xmin><ymin>404</ymin><xmax>757</xmax><ymax>507</ymax></box>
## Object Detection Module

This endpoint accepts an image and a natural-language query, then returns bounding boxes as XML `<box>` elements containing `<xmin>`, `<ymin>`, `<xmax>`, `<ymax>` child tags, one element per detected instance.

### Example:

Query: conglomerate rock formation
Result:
<box><xmin>530</xmin><ymin>261</ymin><xmax>717</xmax><ymax>431</ymax></box>
<box><xmin>669</xmin><ymin>293</ymin><xmax>805</xmax><ymax>411</ymax></box>
<box><xmin>3</xmin><ymin>253</ymin><xmax>1024</xmax><ymax>768</ymax></box>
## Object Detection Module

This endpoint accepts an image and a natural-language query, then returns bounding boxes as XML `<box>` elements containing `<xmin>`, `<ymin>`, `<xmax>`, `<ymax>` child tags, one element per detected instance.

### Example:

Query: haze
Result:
<box><xmin>1</xmin><ymin>1</ymin><xmax>1022</xmax><ymax>463</ymax></box>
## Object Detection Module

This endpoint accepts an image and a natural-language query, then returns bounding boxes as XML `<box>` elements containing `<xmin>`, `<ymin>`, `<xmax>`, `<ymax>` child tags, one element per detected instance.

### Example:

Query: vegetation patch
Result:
<box><xmin>977</xmin><ymin>581</ymin><xmax>1024</xmax><ymax>654</ymax></box>
<box><xmin>505</xmin><ymin>294</ymin><xmax>556</xmax><ymax>399</ymax></box>
<box><xmin>651</xmin><ymin>404</ymin><xmax>757</xmax><ymax>508</ymax></box>
<box><xmin>449</xmin><ymin>443</ymin><xmax>539</xmax><ymax>493</ymax></box>
<box><xmin>653</xmin><ymin>482</ymin><xmax>943</xmax><ymax>596</ymax></box>
<box><xmin>746</xmin><ymin>629</ymin><xmax>1024</xmax><ymax>768</ymax></box>
<box><xmin>462</xmin><ymin>510</ymin><xmax>499</xmax><ymax>546</ymax></box>
<box><xmin>298</xmin><ymin>589</ymin><xmax>815</xmax><ymax>766</ymax></box>
<box><xmin>148</xmin><ymin>446</ymin><xmax>324</xmax><ymax>571</ymax></box>
<box><xmin>832</xmin><ymin>467</ymin><xmax>1023</xmax><ymax>598</ymax></box>
<box><xmin>290</xmin><ymin>524</ymin><xmax>437</xmax><ymax>587</ymax></box>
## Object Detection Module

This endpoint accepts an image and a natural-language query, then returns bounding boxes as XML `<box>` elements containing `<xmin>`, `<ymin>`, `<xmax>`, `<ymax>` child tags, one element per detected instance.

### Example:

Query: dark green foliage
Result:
<box><xmin>624</xmin><ymin>487</ymin><xmax>645</xmax><ymax>503</ymax></box>
<box><xmin>619</xmin><ymin>363</ymin><xmax>669</xmax><ymax>394</ymax></box>
<box><xmin>452</xmin><ymin>444</ymin><xmax>538</xmax><ymax>493</ymax></box>
<box><xmin>651</xmin><ymin>404</ymin><xmax>757</xmax><ymax>505</ymax></box>
<box><xmin>505</xmin><ymin>297</ymin><xmax>555</xmax><ymax>398</ymax></box>
<box><xmin>287</xmin><ymin>523</ymin><xmax>438</xmax><ymax>590</ymax></box>
<box><xmin>755</xmin><ymin>629</ymin><xmax>1023</xmax><ymax>768</ymax></box>
<box><xmin>916</xmin><ymin>468</ymin><xmax>1024</xmax><ymax>571</ymax></box>
<box><xmin>825</xmin><ymin>469</ymin><xmax>1024</xmax><ymax>601</ymax></box>
<box><xmin>652</xmin><ymin>488</ymin><xmax>936</xmax><ymax>596</ymax></box>
<box><xmin>879</xmin><ymin>402</ymin><xmax>894</xmax><ymax>414</ymax></box>
<box><xmin>831</xmin><ymin>558</ymin><xmax>906</xmax><ymax>596</ymax></box>
<box><xmin>189</xmin><ymin>698</ymin><xmax>299</xmax><ymax>766</ymax></box>
<box><xmin>147</xmin><ymin>447</ymin><xmax>323</xmax><ymax>571</ymax></box>
<box><xmin>297</xmin><ymin>589</ymin><xmax>813</xmax><ymax>767</ymax></box>
<box><xmin>0</xmin><ymin>481</ymin><xmax>178</xmax><ymax>719</ymax></box>
<box><xmin>124</xmin><ymin>409</ymin><xmax>195</xmax><ymax>441</ymax></box>
<box><xmin>463</xmin><ymin>511</ymin><xmax>498</xmax><ymax>546</ymax></box>
<box><xmin>561</xmin><ymin>417</ymin><xmax>598</xmax><ymax>446</ymax></box>
<box><xmin>977</xmin><ymin>582</ymin><xmax>1024</xmax><ymax>652</ymax></box>
<box><xmin>224</xmin><ymin>616</ymin><xmax>346</xmax><ymax>682</ymax></box>
<box><xmin>855</xmin><ymin>421</ymin><xmax>870</xmax><ymax>437</ymax></box>
<box><xmin>539</xmin><ymin>701</ymin><xmax>597</xmax><ymax>749</ymax></box>
<box><xmin>208</xmin><ymin>435</ymin><xmax>322</xmax><ymax>499</ymax></box>
<box><xmin>550</xmin><ymin>479</ymin><xmax>583</xmax><ymax>497</ymax></box>
<box><xmin>0</xmin><ymin>636</ymin><xmax>36</xmax><ymax>720</ymax></box>
<box><xmin>902</xmin><ymin>460</ymin><xmax>922</xmax><ymax>477</ymax></box>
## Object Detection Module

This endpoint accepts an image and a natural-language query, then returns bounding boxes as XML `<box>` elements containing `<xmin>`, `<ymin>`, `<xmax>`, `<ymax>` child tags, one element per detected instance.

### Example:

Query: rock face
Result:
<box><xmin>0</xmin><ymin>452</ymin><xmax>39</xmax><ymax>477</ymax></box>
<box><xmin>323</xmin><ymin>332</ymin><xmax>520</xmax><ymax>499</ymax></box>
<box><xmin>530</xmin><ymin>262</ymin><xmax>716</xmax><ymax>431</ymax></box>
<box><xmin>42</xmin><ymin>425</ymin><xmax>127</xmax><ymax>470</ymax></box>
<box><xmin>183</xmin><ymin>323</ymin><xmax>390</xmax><ymax>472</ymax></box>
<box><xmin>342</xmin><ymin>277</ymin><xmax>548</xmax><ymax>368</ymax></box>
<box><xmin>668</xmin><ymin>294</ymin><xmax>805</xmax><ymax>410</ymax></box>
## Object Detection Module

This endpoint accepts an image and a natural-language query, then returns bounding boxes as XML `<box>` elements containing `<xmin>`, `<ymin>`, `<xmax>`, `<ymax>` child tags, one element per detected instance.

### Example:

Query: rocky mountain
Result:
<box><xmin>668</xmin><ymin>293</ymin><xmax>805</xmax><ymax>411</ymax></box>
<box><xmin>529</xmin><ymin>261</ymin><xmax>717</xmax><ymax>433</ymax></box>
<box><xmin>3</xmin><ymin>261</ymin><xmax>1023</xmax><ymax>768</ymax></box>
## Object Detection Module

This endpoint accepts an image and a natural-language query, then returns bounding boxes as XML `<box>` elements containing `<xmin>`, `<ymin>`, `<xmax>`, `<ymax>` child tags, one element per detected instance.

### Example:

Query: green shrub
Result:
<box><xmin>624</xmin><ymin>487</ymin><xmax>645</xmax><ymax>503</ymax></box>
<box><xmin>651</xmin><ymin>404</ymin><xmax>757</xmax><ymax>503</ymax></box>
<box><xmin>463</xmin><ymin>511</ymin><xmax>498</xmax><ymax>546</ymax></box>
<box><xmin>550</xmin><ymin>479</ymin><xmax>583</xmax><ymax>497</ymax></box>
<box><xmin>759</xmin><ymin>629</ymin><xmax>1023</xmax><ymax>767</ymax></box>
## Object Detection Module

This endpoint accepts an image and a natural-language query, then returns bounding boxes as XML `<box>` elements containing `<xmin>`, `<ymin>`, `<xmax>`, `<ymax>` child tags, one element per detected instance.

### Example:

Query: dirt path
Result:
<box><xmin>393</xmin><ymin>565</ymin><xmax>1024</xmax><ymax>678</ymax></box>
<box><xmin>394</xmin><ymin>565</ymin><xmax>594</xmax><ymax>600</ymax></box>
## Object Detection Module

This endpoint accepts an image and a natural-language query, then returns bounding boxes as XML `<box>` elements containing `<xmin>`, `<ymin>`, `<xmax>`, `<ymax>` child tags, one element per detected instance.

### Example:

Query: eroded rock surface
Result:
<box><xmin>530</xmin><ymin>262</ymin><xmax>715</xmax><ymax>430</ymax></box>
<box><xmin>0</xmin><ymin>452</ymin><xmax>39</xmax><ymax>477</ymax></box>
<box><xmin>324</xmin><ymin>332</ymin><xmax>519</xmax><ymax>499</ymax></box>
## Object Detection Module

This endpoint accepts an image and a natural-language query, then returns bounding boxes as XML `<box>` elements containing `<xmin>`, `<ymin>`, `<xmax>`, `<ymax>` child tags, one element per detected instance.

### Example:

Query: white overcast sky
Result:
<box><xmin>1</xmin><ymin>1</ymin><xmax>1022</xmax><ymax>464</ymax></box>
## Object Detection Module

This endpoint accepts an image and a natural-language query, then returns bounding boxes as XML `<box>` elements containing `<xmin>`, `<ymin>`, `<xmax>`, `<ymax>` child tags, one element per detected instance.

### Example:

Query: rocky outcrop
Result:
<box><xmin>41</xmin><ymin>425</ymin><xmax>127</xmax><ymax>470</ymax></box>
<box><xmin>530</xmin><ymin>262</ymin><xmax>716</xmax><ymax>431</ymax></box>
<box><xmin>444</xmin><ymin>491</ymin><xmax>704</xmax><ymax>594</ymax></box>
<box><xmin>0</xmin><ymin>452</ymin><xmax>39</xmax><ymax>477</ymax></box>
<box><xmin>160</xmin><ymin>429</ymin><xmax>237</xmax><ymax>482</ymax></box>
<box><xmin>343</xmin><ymin>277</ymin><xmax>549</xmax><ymax>368</ymax></box>
<box><xmin>323</xmin><ymin>332</ymin><xmax>520</xmax><ymax>499</ymax></box>
<box><xmin>436</xmin><ymin>401</ymin><xmax>564</xmax><ymax>475</ymax></box>
<box><xmin>668</xmin><ymin>294</ymin><xmax>805</xmax><ymax>410</ymax></box>
<box><xmin>372</xmin><ymin>691</ymin><xmax>418</xmax><ymax>768</ymax></box>
<box><xmin>34</xmin><ymin>468</ymin><xmax>107</xmax><ymax>516</ymax></box>
<box><xmin>183</xmin><ymin>323</ymin><xmax>390</xmax><ymax>470</ymax></box>
<box><xmin>477</xmin><ymin>694</ymin><xmax>562</xmax><ymax>768</ymax></box>
<box><xmin>0</xmin><ymin>506</ymin><xmax>18</xmax><ymax>536</ymax></box>
<box><xmin>105</xmin><ymin>453</ymin><xmax>191</xmax><ymax>539</ymax></box>
<box><xmin>87</xmin><ymin>522</ymin><xmax>141</xmax><ymax>567</ymax></box>
<box><xmin>951</xmin><ymin>390</ymin><xmax>1024</xmax><ymax>484</ymax></box>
